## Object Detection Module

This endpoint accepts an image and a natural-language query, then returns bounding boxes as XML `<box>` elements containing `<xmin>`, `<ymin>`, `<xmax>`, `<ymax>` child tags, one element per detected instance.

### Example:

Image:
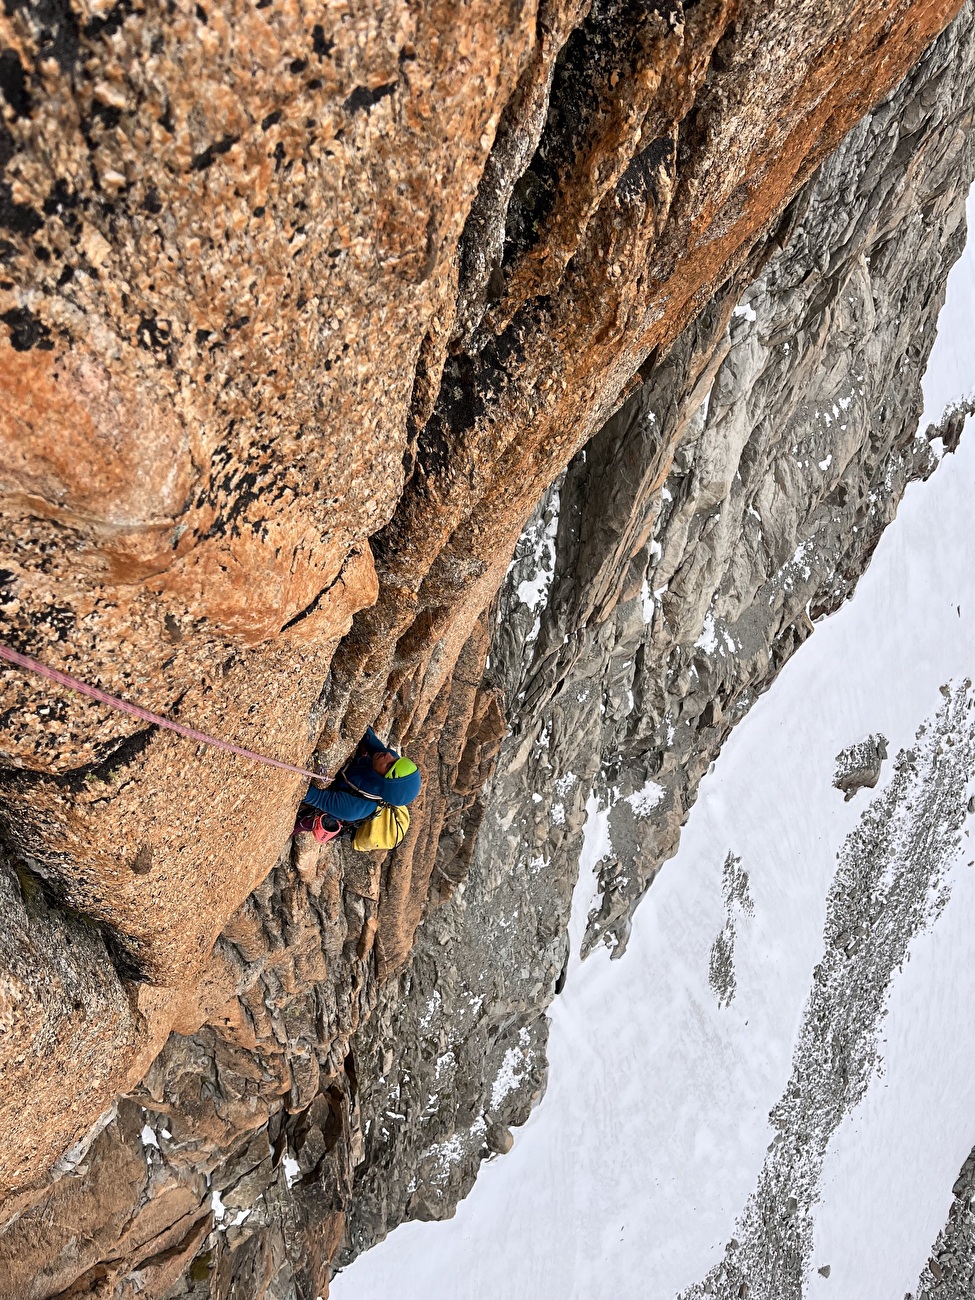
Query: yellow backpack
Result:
<box><xmin>352</xmin><ymin>803</ymin><xmax>410</xmax><ymax>852</ymax></box>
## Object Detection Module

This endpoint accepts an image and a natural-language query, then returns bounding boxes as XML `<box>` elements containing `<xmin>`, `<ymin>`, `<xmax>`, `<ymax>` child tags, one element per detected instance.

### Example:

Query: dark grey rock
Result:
<box><xmin>485</xmin><ymin>1121</ymin><xmax>514</xmax><ymax>1155</ymax></box>
<box><xmin>915</xmin><ymin>1146</ymin><xmax>975</xmax><ymax>1299</ymax></box>
<box><xmin>833</xmin><ymin>734</ymin><xmax>889</xmax><ymax>800</ymax></box>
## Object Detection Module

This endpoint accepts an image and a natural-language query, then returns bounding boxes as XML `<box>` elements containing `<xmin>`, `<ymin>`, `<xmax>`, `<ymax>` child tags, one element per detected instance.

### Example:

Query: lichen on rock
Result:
<box><xmin>0</xmin><ymin>0</ymin><xmax>970</xmax><ymax>1293</ymax></box>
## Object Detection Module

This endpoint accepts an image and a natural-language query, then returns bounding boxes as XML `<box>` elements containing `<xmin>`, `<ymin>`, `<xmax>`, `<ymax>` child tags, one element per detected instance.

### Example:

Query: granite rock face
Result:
<box><xmin>0</xmin><ymin>0</ymin><xmax>970</xmax><ymax>1294</ymax></box>
<box><xmin>342</xmin><ymin>1</ymin><xmax>975</xmax><ymax>1264</ymax></box>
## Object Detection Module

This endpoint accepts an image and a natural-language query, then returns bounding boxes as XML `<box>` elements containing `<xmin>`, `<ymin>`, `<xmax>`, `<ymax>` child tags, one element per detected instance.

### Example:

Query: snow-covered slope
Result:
<box><xmin>332</xmin><ymin>195</ymin><xmax>975</xmax><ymax>1300</ymax></box>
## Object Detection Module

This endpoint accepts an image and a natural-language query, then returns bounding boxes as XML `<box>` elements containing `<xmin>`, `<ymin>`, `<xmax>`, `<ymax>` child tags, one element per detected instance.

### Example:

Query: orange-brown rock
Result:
<box><xmin>0</xmin><ymin>0</ymin><xmax>964</xmax><ymax>1287</ymax></box>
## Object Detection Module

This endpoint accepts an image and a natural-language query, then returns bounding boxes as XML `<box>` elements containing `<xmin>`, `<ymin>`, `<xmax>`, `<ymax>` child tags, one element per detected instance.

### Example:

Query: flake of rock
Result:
<box><xmin>833</xmin><ymin>734</ymin><xmax>889</xmax><ymax>801</ymax></box>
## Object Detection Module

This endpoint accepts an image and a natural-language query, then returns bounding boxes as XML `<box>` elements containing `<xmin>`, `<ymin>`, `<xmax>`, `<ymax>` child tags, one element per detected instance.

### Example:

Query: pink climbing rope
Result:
<box><xmin>0</xmin><ymin>642</ymin><xmax>325</xmax><ymax>782</ymax></box>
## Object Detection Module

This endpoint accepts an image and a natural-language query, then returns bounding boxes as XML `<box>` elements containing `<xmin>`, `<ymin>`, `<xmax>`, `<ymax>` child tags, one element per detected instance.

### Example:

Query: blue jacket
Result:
<box><xmin>303</xmin><ymin>727</ymin><xmax>422</xmax><ymax>822</ymax></box>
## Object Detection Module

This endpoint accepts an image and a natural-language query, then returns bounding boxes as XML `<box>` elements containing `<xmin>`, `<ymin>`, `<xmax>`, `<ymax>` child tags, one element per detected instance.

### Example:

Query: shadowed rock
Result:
<box><xmin>0</xmin><ymin>0</ymin><xmax>969</xmax><ymax>1292</ymax></box>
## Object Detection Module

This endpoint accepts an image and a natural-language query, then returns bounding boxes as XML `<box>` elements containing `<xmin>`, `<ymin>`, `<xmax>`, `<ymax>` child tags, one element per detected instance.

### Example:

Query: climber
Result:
<box><xmin>292</xmin><ymin>726</ymin><xmax>421</xmax><ymax>842</ymax></box>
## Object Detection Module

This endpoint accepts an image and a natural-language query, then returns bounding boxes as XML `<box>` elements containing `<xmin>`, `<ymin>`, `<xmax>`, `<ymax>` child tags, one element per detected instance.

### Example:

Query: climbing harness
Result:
<box><xmin>0</xmin><ymin>642</ymin><xmax>325</xmax><ymax>782</ymax></box>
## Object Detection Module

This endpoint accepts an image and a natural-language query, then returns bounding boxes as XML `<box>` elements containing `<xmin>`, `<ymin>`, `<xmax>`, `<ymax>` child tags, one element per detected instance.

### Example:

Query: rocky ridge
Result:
<box><xmin>678</xmin><ymin>686</ymin><xmax>975</xmax><ymax>1300</ymax></box>
<box><xmin>916</xmin><ymin>1143</ymin><xmax>975</xmax><ymax>1299</ymax></box>
<box><xmin>0</xmin><ymin>0</ymin><xmax>971</xmax><ymax>1295</ymax></box>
